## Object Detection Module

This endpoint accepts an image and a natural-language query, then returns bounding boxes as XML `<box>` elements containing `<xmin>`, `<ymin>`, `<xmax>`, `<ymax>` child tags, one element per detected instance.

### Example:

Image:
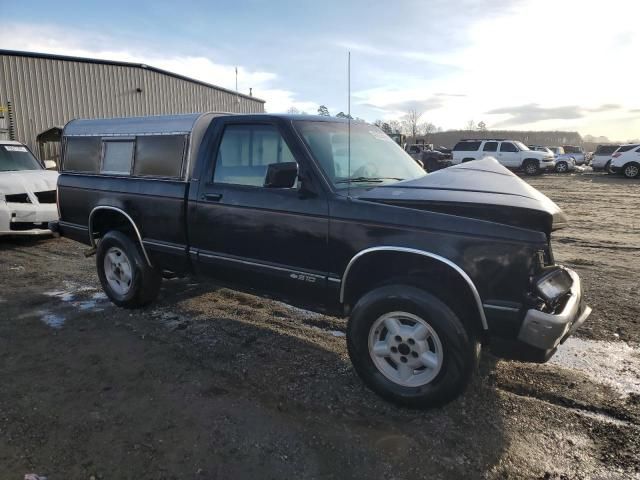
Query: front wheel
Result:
<box><xmin>346</xmin><ymin>285</ymin><xmax>479</xmax><ymax>409</ymax></box>
<box><xmin>605</xmin><ymin>160</ymin><xmax>612</xmax><ymax>174</ymax></box>
<box><xmin>96</xmin><ymin>230</ymin><xmax>162</xmax><ymax>308</ymax></box>
<box><xmin>555</xmin><ymin>161</ymin><xmax>569</xmax><ymax>173</ymax></box>
<box><xmin>523</xmin><ymin>159</ymin><xmax>540</xmax><ymax>176</ymax></box>
<box><xmin>623</xmin><ymin>162</ymin><xmax>640</xmax><ymax>179</ymax></box>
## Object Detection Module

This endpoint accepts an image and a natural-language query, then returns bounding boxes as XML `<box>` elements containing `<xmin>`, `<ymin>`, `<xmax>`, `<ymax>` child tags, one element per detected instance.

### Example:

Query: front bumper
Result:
<box><xmin>541</xmin><ymin>160</ymin><xmax>556</xmax><ymax>171</ymax></box>
<box><xmin>517</xmin><ymin>268</ymin><xmax>591</xmax><ymax>350</ymax></box>
<box><xmin>0</xmin><ymin>201</ymin><xmax>58</xmax><ymax>236</ymax></box>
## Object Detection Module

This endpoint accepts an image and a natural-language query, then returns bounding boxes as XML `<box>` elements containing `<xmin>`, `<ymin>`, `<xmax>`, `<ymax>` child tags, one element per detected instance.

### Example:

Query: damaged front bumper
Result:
<box><xmin>0</xmin><ymin>201</ymin><xmax>58</xmax><ymax>236</ymax></box>
<box><xmin>518</xmin><ymin>268</ymin><xmax>591</xmax><ymax>351</ymax></box>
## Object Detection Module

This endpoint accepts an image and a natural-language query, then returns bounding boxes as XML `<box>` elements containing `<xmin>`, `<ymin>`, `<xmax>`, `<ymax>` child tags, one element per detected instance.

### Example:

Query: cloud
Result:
<box><xmin>587</xmin><ymin>104</ymin><xmax>622</xmax><ymax>112</ymax></box>
<box><xmin>487</xmin><ymin>103</ymin><xmax>585</xmax><ymax>127</ymax></box>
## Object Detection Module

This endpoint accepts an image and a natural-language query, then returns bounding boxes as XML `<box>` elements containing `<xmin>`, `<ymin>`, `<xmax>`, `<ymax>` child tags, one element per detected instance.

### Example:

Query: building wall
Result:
<box><xmin>0</xmin><ymin>53</ymin><xmax>265</xmax><ymax>155</ymax></box>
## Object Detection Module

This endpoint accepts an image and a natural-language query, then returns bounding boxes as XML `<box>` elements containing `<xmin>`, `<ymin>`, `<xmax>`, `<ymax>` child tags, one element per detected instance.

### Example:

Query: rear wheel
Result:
<box><xmin>96</xmin><ymin>230</ymin><xmax>161</xmax><ymax>308</ymax></box>
<box><xmin>523</xmin><ymin>159</ymin><xmax>540</xmax><ymax>176</ymax></box>
<box><xmin>623</xmin><ymin>162</ymin><xmax>640</xmax><ymax>179</ymax></box>
<box><xmin>555</xmin><ymin>161</ymin><xmax>569</xmax><ymax>173</ymax></box>
<box><xmin>347</xmin><ymin>285</ymin><xmax>479</xmax><ymax>408</ymax></box>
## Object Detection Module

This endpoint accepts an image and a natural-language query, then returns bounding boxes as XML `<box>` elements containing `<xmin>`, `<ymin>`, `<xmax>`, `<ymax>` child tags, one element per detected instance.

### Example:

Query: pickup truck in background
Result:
<box><xmin>54</xmin><ymin>113</ymin><xmax>591</xmax><ymax>408</ymax></box>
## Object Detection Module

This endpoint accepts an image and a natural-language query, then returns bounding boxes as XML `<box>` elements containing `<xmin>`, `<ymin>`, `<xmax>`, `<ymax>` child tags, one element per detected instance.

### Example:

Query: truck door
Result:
<box><xmin>190</xmin><ymin>118</ymin><xmax>330</xmax><ymax>307</ymax></box>
<box><xmin>497</xmin><ymin>141</ymin><xmax>520</xmax><ymax>168</ymax></box>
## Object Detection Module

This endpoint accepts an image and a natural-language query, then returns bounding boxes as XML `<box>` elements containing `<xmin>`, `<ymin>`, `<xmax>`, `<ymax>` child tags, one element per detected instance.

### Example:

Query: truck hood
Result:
<box><xmin>358</xmin><ymin>158</ymin><xmax>567</xmax><ymax>234</ymax></box>
<box><xmin>0</xmin><ymin>170</ymin><xmax>59</xmax><ymax>196</ymax></box>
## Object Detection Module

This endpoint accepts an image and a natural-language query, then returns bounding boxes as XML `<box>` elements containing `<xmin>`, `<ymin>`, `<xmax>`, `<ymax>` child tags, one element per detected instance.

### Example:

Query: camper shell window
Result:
<box><xmin>64</xmin><ymin>137</ymin><xmax>102</xmax><ymax>173</ymax></box>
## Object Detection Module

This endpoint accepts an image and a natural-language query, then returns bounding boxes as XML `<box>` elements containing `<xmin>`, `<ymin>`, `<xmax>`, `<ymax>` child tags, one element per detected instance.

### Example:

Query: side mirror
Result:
<box><xmin>44</xmin><ymin>160</ymin><xmax>57</xmax><ymax>170</ymax></box>
<box><xmin>264</xmin><ymin>162</ymin><xmax>298</xmax><ymax>188</ymax></box>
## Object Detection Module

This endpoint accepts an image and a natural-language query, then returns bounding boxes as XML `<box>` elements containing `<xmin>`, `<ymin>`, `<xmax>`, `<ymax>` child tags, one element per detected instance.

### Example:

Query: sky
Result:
<box><xmin>2</xmin><ymin>0</ymin><xmax>640</xmax><ymax>140</ymax></box>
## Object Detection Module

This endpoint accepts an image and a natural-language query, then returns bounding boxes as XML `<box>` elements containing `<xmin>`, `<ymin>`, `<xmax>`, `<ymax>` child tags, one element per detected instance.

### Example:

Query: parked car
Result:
<box><xmin>53</xmin><ymin>113</ymin><xmax>590</xmax><ymax>408</ymax></box>
<box><xmin>562</xmin><ymin>145</ymin><xmax>587</xmax><ymax>165</ymax></box>
<box><xmin>528</xmin><ymin>145</ymin><xmax>576</xmax><ymax>173</ymax></box>
<box><xmin>452</xmin><ymin>139</ymin><xmax>555</xmax><ymax>175</ymax></box>
<box><xmin>0</xmin><ymin>140</ymin><xmax>58</xmax><ymax>236</ymax></box>
<box><xmin>591</xmin><ymin>144</ymin><xmax>620</xmax><ymax>172</ymax></box>
<box><xmin>420</xmin><ymin>149</ymin><xmax>452</xmax><ymax>173</ymax></box>
<box><xmin>609</xmin><ymin>144</ymin><xmax>640</xmax><ymax>178</ymax></box>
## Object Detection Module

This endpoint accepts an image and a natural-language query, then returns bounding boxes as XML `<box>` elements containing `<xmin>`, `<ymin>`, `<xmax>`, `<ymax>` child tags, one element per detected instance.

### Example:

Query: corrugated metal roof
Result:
<box><xmin>0</xmin><ymin>49</ymin><xmax>265</xmax><ymax>103</ymax></box>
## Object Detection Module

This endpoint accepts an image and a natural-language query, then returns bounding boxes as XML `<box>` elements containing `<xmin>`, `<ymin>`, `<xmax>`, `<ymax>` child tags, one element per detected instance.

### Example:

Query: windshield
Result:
<box><xmin>514</xmin><ymin>141</ymin><xmax>529</xmax><ymax>151</ymax></box>
<box><xmin>0</xmin><ymin>144</ymin><xmax>43</xmax><ymax>172</ymax></box>
<box><xmin>295</xmin><ymin>121</ymin><xmax>425</xmax><ymax>189</ymax></box>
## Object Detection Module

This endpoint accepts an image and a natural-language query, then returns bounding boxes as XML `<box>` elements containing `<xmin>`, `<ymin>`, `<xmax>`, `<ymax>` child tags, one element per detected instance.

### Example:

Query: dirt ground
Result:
<box><xmin>0</xmin><ymin>171</ymin><xmax>639</xmax><ymax>479</ymax></box>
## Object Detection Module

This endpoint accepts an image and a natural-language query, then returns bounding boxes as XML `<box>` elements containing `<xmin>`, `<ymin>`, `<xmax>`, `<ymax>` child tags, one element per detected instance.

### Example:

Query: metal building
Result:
<box><xmin>0</xmin><ymin>50</ymin><xmax>265</xmax><ymax>161</ymax></box>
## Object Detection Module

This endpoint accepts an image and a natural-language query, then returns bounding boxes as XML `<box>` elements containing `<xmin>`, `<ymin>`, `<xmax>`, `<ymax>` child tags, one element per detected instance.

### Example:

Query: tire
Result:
<box><xmin>604</xmin><ymin>160</ymin><xmax>612</xmax><ymax>174</ymax></box>
<box><xmin>623</xmin><ymin>162</ymin><xmax>640</xmax><ymax>179</ymax></box>
<box><xmin>346</xmin><ymin>284</ymin><xmax>479</xmax><ymax>409</ymax></box>
<box><xmin>96</xmin><ymin>230</ymin><xmax>162</xmax><ymax>308</ymax></box>
<box><xmin>523</xmin><ymin>159</ymin><xmax>540</xmax><ymax>176</ymax></box>
<box><xmin>555</xmin><ymin>161</ymin><xmax>568</xmax><ymax>173</ymax></box>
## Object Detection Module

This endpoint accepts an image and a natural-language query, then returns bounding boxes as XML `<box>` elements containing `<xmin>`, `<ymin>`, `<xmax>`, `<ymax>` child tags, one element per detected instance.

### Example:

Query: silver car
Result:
<box><xmin>529</xmin><ymin>146</ymin><xmax>576</xmax><ymax>173</ymax></box>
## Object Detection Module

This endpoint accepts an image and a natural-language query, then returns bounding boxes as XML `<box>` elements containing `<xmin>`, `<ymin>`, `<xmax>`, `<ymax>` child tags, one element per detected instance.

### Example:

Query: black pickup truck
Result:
<box><xmin>54</xmin><ymin>113</ymin><xmax>591</xmax><ymax>408</ymax></box>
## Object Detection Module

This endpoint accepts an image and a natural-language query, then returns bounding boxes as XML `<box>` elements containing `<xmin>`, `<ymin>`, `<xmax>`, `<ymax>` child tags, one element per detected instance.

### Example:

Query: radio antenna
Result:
<box><xmin>347</xmin><ymin>51</ymin><xmax>351</xmax><ymax>198</ymax></box>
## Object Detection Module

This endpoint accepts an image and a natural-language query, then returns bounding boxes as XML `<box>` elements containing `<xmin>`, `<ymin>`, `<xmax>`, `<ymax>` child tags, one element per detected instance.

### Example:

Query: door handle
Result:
<box><xmin>201</xmin><ymin>192</ymin><xmax>223</xmax><ymax>201</ymax></box>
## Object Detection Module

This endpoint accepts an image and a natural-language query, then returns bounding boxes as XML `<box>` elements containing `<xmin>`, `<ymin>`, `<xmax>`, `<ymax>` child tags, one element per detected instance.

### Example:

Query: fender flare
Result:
<box><xmin>88</xmin><ymin>206</ymin><xmax>152</xmax><ymax>267</ymax></box>
<box><xmin>340</xmin><ymin>246</ymin><xmax>488</xmax><ymax>330</ymax></box>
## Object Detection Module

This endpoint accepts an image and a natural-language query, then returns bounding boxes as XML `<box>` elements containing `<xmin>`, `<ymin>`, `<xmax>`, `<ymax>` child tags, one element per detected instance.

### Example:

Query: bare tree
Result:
<box><xmin>477</xmin><ymin>121</ymin><xmax>487</xmax><ymax>131</ymax></box>
<box><xmin>420</xmin><ymin>122</ymin><xmax>437</xmax><ymax>137</ymax></box>
<box><xmin>287</xmin><ymin>107</ymin><xmax>300</xmax><ymax>114</ymax></box>
<box><xmin>402</xmin><ymin>109</ymin><xmax>423</xmax><ymax>141</ymax></box>
<box><xmin>464</xmin><ymin>119</ymin><xmax>476</xmax><ymax>131</ymax></box>
<box><xmin>389</xmin><ymin>120</ymin><xmax>402</xmax><ymax>134</ymax></box>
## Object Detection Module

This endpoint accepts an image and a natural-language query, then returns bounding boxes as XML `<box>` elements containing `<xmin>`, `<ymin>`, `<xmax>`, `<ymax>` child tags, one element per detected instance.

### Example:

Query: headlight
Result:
<box><xmin>535</xmin><ymin>267</ymin><xmax>573</xmax><ymax>304</ymax></box>
<box><xmin>543</xmin><ymin>156</ymin><xmax>554</xmax><ymax>161</ymax></box>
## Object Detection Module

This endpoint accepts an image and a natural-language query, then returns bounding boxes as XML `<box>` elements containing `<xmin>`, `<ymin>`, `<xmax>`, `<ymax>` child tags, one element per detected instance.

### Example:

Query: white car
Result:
<box><xmin>528</xmin><ymin>145</ymin><xmax>576</xmax><ymax>173</ymax></box>
<box><xmin>610</xmin><ymin>143</ymin><xmax>640</xmax><ymax>179</ymax></box>
<box><xmin>452</xmin><ymin>139</ymin><xmax>555</xmax><ymax>175</ymax></box>
<box><xmin>591</xmin><ymin>145</ymin><xmax>619</xmax><ymax>171</ymax></box>
<box><xmin>0</xmin><ymin>141</ymin><xmax>59</xmax><ymax>235</ymax></box>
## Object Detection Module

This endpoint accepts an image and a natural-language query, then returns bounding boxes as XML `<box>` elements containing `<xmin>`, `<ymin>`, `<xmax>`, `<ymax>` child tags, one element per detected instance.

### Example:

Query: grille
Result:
<box><xmin>5</xmin><ymin>193</ymin><xmax>30</xmax><ymax>203</ymax></box>
<box><xmin>35</xmin><ymin>190</ymin><xmax>56</xmax><ymax>204</ymax></box>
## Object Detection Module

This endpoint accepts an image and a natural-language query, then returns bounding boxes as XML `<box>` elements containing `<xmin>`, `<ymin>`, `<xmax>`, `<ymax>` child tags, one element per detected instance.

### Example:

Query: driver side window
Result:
<box><xmin>213</xmin><ymin>124</ymin><xmax>296</xmax><ymax>187</ymax></box>
<box><xmin>499</xmin><ymin>142</ymin><xmax>517</xmax><ymax>152</ymax></box>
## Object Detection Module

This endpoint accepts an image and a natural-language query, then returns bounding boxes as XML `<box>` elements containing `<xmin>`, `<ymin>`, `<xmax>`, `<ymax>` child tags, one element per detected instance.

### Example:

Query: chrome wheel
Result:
<box><xmin>624</xmin><ymin>164</ymin><xmax>639</xmax><ymax>178</ymax></box>
<box><xmin>525</xmin><ymin>162</ymin><xmax>538</xmax><ymax>175</ymax></box>
<box><xmin>556</xmin><ymin>161</ymin><xmax>568</xmax><ymax>173</ymax></box>
<box><xmin>103</xmin><ymin>246</ymin><xmax>133</xmax><ymax>296</ymax></box>
<box><xmin>368</xmin><ymin>311</ymin><xmax>444</xmax><ymax>387</ymax></box>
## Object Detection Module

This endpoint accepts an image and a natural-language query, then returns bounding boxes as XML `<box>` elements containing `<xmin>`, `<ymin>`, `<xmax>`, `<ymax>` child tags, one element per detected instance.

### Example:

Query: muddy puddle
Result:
<box><xmin>550</xmin><ymin>337</ymin><xmax>640</xmax><ymax>397</ymax></box>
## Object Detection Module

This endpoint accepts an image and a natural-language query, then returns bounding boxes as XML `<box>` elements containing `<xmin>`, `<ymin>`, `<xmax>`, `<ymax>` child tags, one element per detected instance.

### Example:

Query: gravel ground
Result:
<box><xmin>0</xmin><ymin>171</ymin><xmax>638</xmax><ymax>479</ymax></box>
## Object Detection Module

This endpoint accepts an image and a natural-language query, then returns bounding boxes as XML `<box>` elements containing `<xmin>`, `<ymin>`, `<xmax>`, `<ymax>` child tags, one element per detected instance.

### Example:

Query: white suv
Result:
<box><xmin>452</xmin><ymin>139</ymin><xmax>555</xmax><ymax>175</ymax></box>
<box><xmin>610</xmin><ymin>144</ymin><xmax>640</xmax><ymax>178</ymax></box>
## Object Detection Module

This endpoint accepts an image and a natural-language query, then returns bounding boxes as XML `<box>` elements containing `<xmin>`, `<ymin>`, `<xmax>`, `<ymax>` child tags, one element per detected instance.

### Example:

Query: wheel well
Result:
<box><xmin>342</xmin><ymin>251</ymin><xmax>485</xmax><ymax>337</ymax></box>
<box><xmin>523</xmin><ymin>158</ymin><xmax>539</xmax><ymax>164</ymax></box>
<box><xmin>89</xmin><ymin>208</ymin><xmax>151</xmax><ymax>266</ymax></box>
<box><xmin>462</xmin><ymin>158</ymin><xmax>475</xmax><ymax>163</ymax></box>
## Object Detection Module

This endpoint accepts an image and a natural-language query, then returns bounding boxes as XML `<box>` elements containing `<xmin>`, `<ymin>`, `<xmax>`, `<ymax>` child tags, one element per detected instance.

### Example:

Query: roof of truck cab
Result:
<box><xmin>63</xmin><ymin>112</ymin><xmax>232</xmax><ymax>137</ymax></box>
<box><xmin>62</xmin><ymin>113</ymin><xmax>353</xmax><ymax>137</ymax></box>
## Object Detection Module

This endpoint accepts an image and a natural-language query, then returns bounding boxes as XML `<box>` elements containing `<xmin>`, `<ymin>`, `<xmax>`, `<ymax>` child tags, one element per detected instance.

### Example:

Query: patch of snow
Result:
<box><xmin>282</xmin><ymin>304</ymin><xmax>322</xmax><ymax>320</ymax></box>
<box><xmin>550</xmin><ymin>338</ymin><xmax>640</xmax><ymax>397</ymax></box>
<box><xmin>91</xmin><ymin>292</ymin><xmax>108</xmax><ymax>300</ymax></box>
<box><xmin>330</xmin><ymin>330</ymin><xmax>346</xmax><ymax>337</ymax></box>
<box><xmin>40</xmin><ymin>312</ymin><xmax>65</xmax><ymax>329</ymax></box>
<box><xmin>44</xmin><ymin>290</ymin><xmax>75</xmax><ymax>302</ymax></box>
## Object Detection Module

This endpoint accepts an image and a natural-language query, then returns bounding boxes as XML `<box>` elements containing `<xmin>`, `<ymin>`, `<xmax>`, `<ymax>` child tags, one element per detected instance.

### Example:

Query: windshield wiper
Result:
<box><xmin>335</xmin><ymin>176</ymin><xmax>404</xmax><ymax>184</ymax></box>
